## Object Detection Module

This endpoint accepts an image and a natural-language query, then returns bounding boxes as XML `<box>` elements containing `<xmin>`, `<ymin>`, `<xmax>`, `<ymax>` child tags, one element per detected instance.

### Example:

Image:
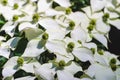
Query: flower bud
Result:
<box><xmin>110</xmin><ymin>58</ymin><xmax>116</xmax><ymax>64</ymax></box>
<box><xmin>66</xmin><ymin>8</ymin><xmax>72</xmax><ymax>14</ymax></box>
<box><xmin>69</xmin><ymin>21</ymin><xmax>75</xmax><ymax>30</ymax></box>
<box><xmin>2</xmin><ymin>0</ymin><xmax>8</xmax><ymax>6</ymax></box>
<box><xmin>58</xmin><ymin>60</ymin><xmax>66</xmax><ymax>67</ymax></box>
<box><xmin>17</xmin><ymin>57</ymin><xmax>24</xmax><ymax>66</ymax></box>
<box><xmin>32</xmin><ymin>13</ymin><xmax>40</xmax><ymax>22</ymax></box>
<box><xmin>13</xmin><ymin>3</ymin><xmax>19</xmax><ymax>9</ymax></box>
<box><xmin>87</xmin><ymin>19</ymin><xmax>96</xmax><ymax>31</ymax></box>
<box><xmin>110</xmin><ymin>64</ymin><xmax>117</xmax><ymax>71</ymax></box>
<box><xmin>42</xmin><ymin>33</ymin><xmax>49</xmax><ymax>40</ymax></box>
<box><xmin>87</xmin><ymin>24</ymin><xmax>94</xmax><ymax>31</ymax></box>
<box><xmin>98</xmin><ymin>50</ymin><xmax>104</xmax><ymax>55</ymax></box>
<box><xmin>102</xmin><ymin>13</ymin><xmax>109</xmax><ymax>23</ymax></box>
<box><xmin>90</xmin><ymin>19</ymin><xmax>96</xmax><ymax>25</ymax></box>
<box><xmin>109</xmin><ymin>58</ymin><xmax>117</xmax><ymax>71</ymax></box>
<box><xmin>91</xmin><ymin>48</ymin><xmax>95</xmax><ymax>54</ymax></box>
<box><xmin>13</xmin><ymin>15</ymin><xmax>19</xmax><ymax>21</ymax></box>
<box><xmin>67</xmin><ymin>42</ymin><xmax>75</xmax><ymax>52</ymax></box>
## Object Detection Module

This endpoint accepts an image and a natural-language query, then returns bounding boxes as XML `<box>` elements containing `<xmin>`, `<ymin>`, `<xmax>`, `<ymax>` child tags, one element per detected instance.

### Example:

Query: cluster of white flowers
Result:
<box><xmin>0</xmin><ymin>0</ymin><xmax>120</xmax><ymax>80</ymax></box>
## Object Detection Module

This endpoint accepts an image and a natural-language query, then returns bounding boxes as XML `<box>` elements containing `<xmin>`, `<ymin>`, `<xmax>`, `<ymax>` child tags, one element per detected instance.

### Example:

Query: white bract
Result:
<box><xmin>86</xmin><ymin>63</ymin><xmax>117</xmax><ymax>80</ymax></box>
<box><xmin>22</xmin><ymin>39</ymin><xmax>45</xmax><ymax>57</ymax></box>
<box><xmin>39</xmin><ymin>18</ymin><xmax>66</xmax><ymax>40</ymax></box>
<box><xmin>0</xmin><ymin>46</ymin><xmax>10</xmax><ymax>58</ymax></box>
<box><xmin>72</xmin><ymin>47</ymin><xmax>94</xmax><ymax>62</ymax></box>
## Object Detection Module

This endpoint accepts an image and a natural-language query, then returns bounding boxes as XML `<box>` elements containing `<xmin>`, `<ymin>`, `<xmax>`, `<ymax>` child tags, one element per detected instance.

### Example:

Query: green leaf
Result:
<box><xmin>0</xmin><ymin>20</ymin><xmax>5</xmax><ymax>24</ymax></box>
<box><xmin>0</xmin><ymin>56</ymin><xmax>8</xmax><ymax>68</ymax></box>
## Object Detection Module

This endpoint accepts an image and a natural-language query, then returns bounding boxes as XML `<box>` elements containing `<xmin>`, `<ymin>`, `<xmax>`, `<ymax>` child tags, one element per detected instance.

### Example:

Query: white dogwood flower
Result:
<box><xmin>2</xmin><ymin>56</ymin><xmax>41</xmax><ymax>78</ymax></box>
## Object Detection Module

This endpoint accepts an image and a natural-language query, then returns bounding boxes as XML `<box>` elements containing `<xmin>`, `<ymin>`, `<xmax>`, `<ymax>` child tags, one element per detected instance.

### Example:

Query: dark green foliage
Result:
<box><xmin>74</xmin><ymin>71</ymin><xmax>84</xmax><ymax>78</ymax></box>
<box><xmin>0</xmin><ymin>56</ymin><xmax>8</xmax><ymax>68</ymax></box>
<box><xmin>13</xmin><ymin>69</ymin><xmax>34</xmax><ymax>78</ymax></box>
<box><xmin>65</xmin><ymin>32</ymin><xmax>71</xmax><ymax>38</ymax></box>
<box><xmin>0</xmin><ymin>57</ymin><xmax>8</xmax><ymax>79</ymax></box>
<box><xmin>12</xmin><ymin>38</ymin><xmax>28</xmax><ymax>56</ymax></box>
<box><xmin>70</xmin><ymin>0</ymin><xmax>90</xmax><ymax>12</ymax></box>
<box><xmin>39</xmin><ymin>50</ymin><xmax>56</xmax><ymax>64</ymax></box>
<box><xmin>79</xmin><ymin>61</ymin><xmax>91</xmax><ymax>70</ymax></box>
<box><xmin>0</xmin><ymin>14</ymin><xmax>6</xmax><ymax>29</ymax></box>
<box><xmin>74</xmin><ymin>57</ymin><xmax>91</xmax><ymax>70</ymax></box>
<box><xmin>38</xmin><ymin>24</ymin><xmax>46</xmax><ymax>31</ymax></box>
<box><xmin>52</xmin><ymin>1</ymin><xmax>60</xmax><ymax>8</ymax></box>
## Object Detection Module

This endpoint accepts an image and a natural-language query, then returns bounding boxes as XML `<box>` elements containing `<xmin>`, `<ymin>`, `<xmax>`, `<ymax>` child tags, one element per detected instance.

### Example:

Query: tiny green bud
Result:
<box><xmin>69</xmin><ymin>21</ymin><xmax>75</xmax><ymax>30</ymax></box>
<box><xmin>87</xmin><ymin>24</ymin><xmax>94</xmax><ymax>31</ymax></box>
<box><xmin>104</xmin><ymin>13</ymin><xmax>110</xmax><ymax>18</ymax></box>
<box><xmin>91</xmin><ymin>48</ymin><xmax>95</xmax><ymax>54</ymax></box>
<box><xmin>17</xmin><ymin>57</ymin><xmax>24</xmax><ymax>66</ymax></box>
<box><xmin>98</xmin><ymin>50</ymin><xmax>104</xmax><ymax>55</ymax></box>
<box><xmin>13</xmin><ymin>3</ymin><xmax>19</xmax><ymax>9</ymax></box>
<box><xmin>78</xmin><ymin>40</ymin><xmax>82</xmax><ymax>44</ymax></box>
<box><xmin>2</xmin><ymin>0</ymin><xmax>8</xmax><ymax>6</ymax></box>
<box><xmin>32</xmin><ymin>13</ymin><xmax>40</xmax><ymax>22</ymax></box>
<box><xmin>52</xmin><ymin>15</ymin><xmax>56</xmax><ymax>19</ymax></box>
<box><xmin>102</xmin><ymin>13</ymin><xmax>109</xmax><ymax>23</ymax></box>
<box><xmin>109</xmin><ymin>58</ymin><xmax>117</xmax><ymax>71</ymax></box>
<box><xmin>42</xmin><ymin>33</ymin><xmax>49</xmax><ymax>40</ymax></box>
<box><xmin>13</xmin><ymin>15</ymin><xmax>19</xmax><ymax>21</ymax></box>
<box><xmin>67</xmin><ymin>42</ymin><xmax>75</xmax><ymax>52</ymax></box>
<box><xmin>110</xmin><ymin>64</ymin><xmax>117</xmax><ymax>71</ymax></box>
<box><xmin>66</xmin><ymin>8</ymin><xmax>72</xmax><ymax>14</ymax></box>
<box><xmin>87</xmin><ymin>19</ymin><xmax>96</xmax><ymax>31</ymax></box>
<box><xmin>110</xmin><ymin>58</ymin><xmax>116</xmax><ymax>64</ymax></box>
<box><xmin>58</xmin><ymin>60</ymin><xmax>66</xmax><ymax>67</ymax></box>
<box><xmin>67</xmin><ymin>42</ymin><xmax>75</xmax><ymax>49</ymax></box>
<box><xmin>90</xmin><ymin>19</ymin><xmax>96</xmax><ymax>25</ymax></box>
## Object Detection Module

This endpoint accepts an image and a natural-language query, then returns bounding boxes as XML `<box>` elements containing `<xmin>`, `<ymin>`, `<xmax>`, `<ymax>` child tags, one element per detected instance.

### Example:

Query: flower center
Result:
<box><xmin>32</xmin><ymin>13</ymin><xmax>40</xmax><ymax>22</ymax></box>
<box><xmin>13</xmin><ymin>3</ymin><xmax>19</xmax><ymax>9</ymax></box>
<box><xmin>17</xmin><ymin>57</ymin><xmax>24</xmax><ymax>66</ymax></box>
<box><xmin>87</xmin><ymin>19</ymin><xmax>96</xmax><ymax>31</ymax></box>
<box><xmin>42</xmin><ymin>33</ymin><xmax>49</xmax><ymax>40</ymax></box>
<box><xmin>91</xmin><ymin>48</ymin><xmax>95</xmax><ymax>54</ymax></box>
<box><xmin>69</xmin><ymin>21</ymin><xmax>75</xmax><ymax>30</ymax></box>
<box><xmin>58</xmin><ymin>60</ymin><xmax>66</xmax><ymax>67</ymax></box>
<box><xmin>102</xmin><ymin>13</ymin><xmax>109</xmax><ymax>23</ymax></box>
<box><xmin>110</xmin><ymin>58</ymin><xmax>116</xmax><ymax>64</ymax></box>
<box><xmin>66</xmin><ymin>8</ymin><xmax>72</xmax><ymax>14</ymax></box>
<box><xmin>13</xmin><ymin>15</ymin><xmax>19</xmax><ymax>21</ymax></box>
<box><xmin>67</xmin><ymin>42</ymin><xmax>75</xmax><ymax>52</ymax></box>
<box><xmin>109</xmin><ymin>58</ymin><xmax>117</xmax><ymax>71</ymax></box>
<box><xmin>2</xmin><ymin>0</ymin><xmax>8</xmax><ymax>6</ymax></box>
<box><xmin>98</xmin><ymin>50</ymin><xmax>104</xmax><ymax>55</ymax></box>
